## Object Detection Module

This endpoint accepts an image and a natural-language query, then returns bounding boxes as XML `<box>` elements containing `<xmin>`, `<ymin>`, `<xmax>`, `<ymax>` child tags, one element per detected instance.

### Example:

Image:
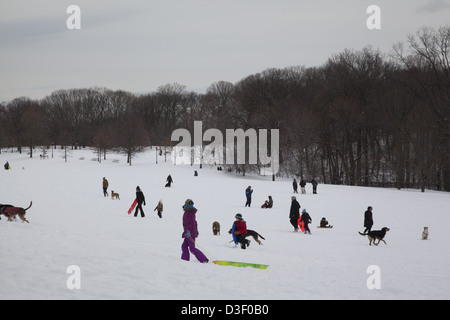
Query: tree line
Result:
<box><xmin>1</xmin><ymin>25</ymin><xmax>449</xmax><ymax>192</ymax></box>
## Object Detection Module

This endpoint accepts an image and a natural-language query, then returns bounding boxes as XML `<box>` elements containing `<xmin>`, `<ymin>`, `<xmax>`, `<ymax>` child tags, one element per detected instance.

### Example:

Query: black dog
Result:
<box><xmin>228</xmin><ymin>229</ymin><xmax>266</xmax><ymax>245</ymax></box>
<box><xmin>359</xmin><ymin>227</ymin><xmax>390</xmax><ymax>246</ymax></box>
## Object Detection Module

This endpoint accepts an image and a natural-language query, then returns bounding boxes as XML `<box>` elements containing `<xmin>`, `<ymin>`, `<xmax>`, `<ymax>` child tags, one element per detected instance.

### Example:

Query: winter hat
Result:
<box><xmin>136</xmin><ymin>186</ymin><xmax>141</xmax><ymax>191</ymax></box>
<box><xmin>302</xmin><ymin>209</ymin><xmax>307</xmax><ymax>213</ymax></box>
<box><xmin>291</xmin><ymin>196</ymin><xmax>296</xmax><ymax>200</ymax></box>
<box><xmin>235</xmin><ymin>213</ymin><xmax>243</xmax><ymax>219</ymax></box>
<box><xmin>185</xmin><ymin>199</ymin><xmax>194</xmax><ymax>206</ymax></box>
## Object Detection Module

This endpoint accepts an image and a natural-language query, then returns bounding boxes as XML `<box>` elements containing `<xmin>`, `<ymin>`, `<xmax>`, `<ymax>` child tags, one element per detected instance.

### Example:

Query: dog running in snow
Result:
<box><xmin>228</xmin><ymin>228</ymin><xmax>266</xmax><ymax>245</ymax></box>
<box><xmin>0</xmin><ymin>202</ymin><xmax>32</xmax><ymax>223</ymax></box>
<box><xmin>359</xmin><ymin>227</ymin><xmax>390</xmax><ymax>246</ymax></box>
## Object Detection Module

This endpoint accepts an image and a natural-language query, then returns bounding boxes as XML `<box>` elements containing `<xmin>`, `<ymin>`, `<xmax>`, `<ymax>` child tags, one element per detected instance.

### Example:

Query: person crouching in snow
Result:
<box><xmin>301</xmin><ymin>209</ymin><xmax>312</xmax><ymax>234</ymax></box>
<box><xmin>232</xmin><ymin>213</ymin><xmax>250</xmax><ymax>249</ymax></box>
<box><xmin>181</xmin><ymin>199</ymin><xmax>208</xmax><ymax>263</ymax></box>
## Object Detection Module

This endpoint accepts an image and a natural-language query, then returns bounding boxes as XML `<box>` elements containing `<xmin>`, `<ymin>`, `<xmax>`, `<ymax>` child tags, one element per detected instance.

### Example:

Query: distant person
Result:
<box><xmin>245</xmin><ymin>186</ymin><xmax>253</xmax><ymax>207</ymax></box>
<box><xmin>4</xmin><ymin>162</ymin><xmax>10</xmax><ymax>170</ymax></box>
<box><xmin>320</xmin><ymin>217</ymin><xmax>330</xmax><ymax>228</ymax></box>
<box><xmin>300</xmin><ymin>179</ymin><xmax>306</xmax><ymax>194</ymax></box>
<box><xmin>364</xmin><ymin>206</ymin><xmax>374</xmax><ymax>233</ymax></box>
<box><xmin>289</xmin><ymin>196</ymin><xmax>301</xmax><ymax>232</ymax></box>
<box><xmin>311</xmin><ymin>178</ymin><xmax>318</xmax><ymax>194</ymax></box>
<box><xmin>300</xmin><ymin>209</ymin><xmax>312</xmax><ymax>234</ymax></box>
<box><xmin>102</xmin><ymin>177</ymin><xmax>109</xmax><ymax>197</ymax></box>
<box><xmin>293</xmin><ymin>179</ymin><xmax>298</xmax><ymax>194</ymax></box>
<box><xmin>134</xmin><ymin>186</ymin><xmax>146</xmax><ymax>218</ymax></box>
<box><xmin>154</xmin><ymin>200</ymin><xmax>163</xmax><ymax>218</ymax></box>
<box><xmin>261</xmin><ymin>196</ymin><xmax>273</xmax><ymax>209</ymax></box>
<box><xmin>165</xmin><ymin>175</ymin><xmax>173</xmax><ymax>188</ymax></box>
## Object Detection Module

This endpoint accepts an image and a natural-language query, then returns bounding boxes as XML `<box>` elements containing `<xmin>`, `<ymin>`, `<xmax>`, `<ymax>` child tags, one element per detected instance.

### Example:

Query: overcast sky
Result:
<box><xmin>1</xmin><ymin>0</ymin><xmax>450</xmax><ymax>102</ymax></box>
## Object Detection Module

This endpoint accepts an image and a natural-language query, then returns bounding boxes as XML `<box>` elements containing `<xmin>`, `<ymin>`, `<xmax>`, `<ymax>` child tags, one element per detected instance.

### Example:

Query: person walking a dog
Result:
<box><xmin>134</xmin><ymin>186</ymin><xmax>146</xmax><ymax>217</ymax></box>
<box><xmin>364</xmin><ymin>206</ymin><xmax>374</xmax><ymax>233</ymax></box>
<box><xmin>181</xmin><ymin>199</ymin><xmax>209</xmax><ymax>263</ymax></box>
<box><xmin>289</xmin><ymin>196</ymin><xmax>301</xmax><ymax>232</ymax></box>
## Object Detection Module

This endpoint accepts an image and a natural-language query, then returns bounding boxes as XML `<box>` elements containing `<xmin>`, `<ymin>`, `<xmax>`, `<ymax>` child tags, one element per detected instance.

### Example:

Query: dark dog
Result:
<box><xmin>359</xmin><ymin>227</ymin><xmax>390</xmax><ymax>246</ymax></box>
<box><xmin>0</xmin><ymin>202</ymin><xmax>32</xmax><ymax>223</ymax></box>
<box><xmin>229</xmin><ymin>229</ymin><xmax>265</xmax><ymax>245</ymax></box>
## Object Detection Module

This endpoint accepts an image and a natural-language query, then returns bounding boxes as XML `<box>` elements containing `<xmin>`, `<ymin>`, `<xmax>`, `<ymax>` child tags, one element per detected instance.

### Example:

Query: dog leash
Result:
<box><xmin>188</xmin><ymin>236</ymin><xmax>218</xmax><ymax>262</ymax></box>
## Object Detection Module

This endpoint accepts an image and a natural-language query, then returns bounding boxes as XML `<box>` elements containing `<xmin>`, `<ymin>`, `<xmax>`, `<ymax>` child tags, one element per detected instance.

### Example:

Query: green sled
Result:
<box><xmin>213</xmin><ymin>260</ymin><xmax>269</xmax><ymax>269</ymax></box>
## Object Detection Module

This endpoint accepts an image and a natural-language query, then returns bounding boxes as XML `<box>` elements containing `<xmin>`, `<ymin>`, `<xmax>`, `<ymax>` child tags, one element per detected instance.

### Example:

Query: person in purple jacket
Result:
<box><xmin>181</xmin><ymin>199</ymin><xmax>209</xmax><ymax>263</ymax></box>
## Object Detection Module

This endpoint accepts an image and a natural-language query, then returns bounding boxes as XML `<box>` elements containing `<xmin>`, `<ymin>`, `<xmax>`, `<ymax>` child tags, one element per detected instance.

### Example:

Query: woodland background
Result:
<box><xmin>1</xmin><ymin>26</ymin><xmax>449</xmax><ymax>192</ymax></box>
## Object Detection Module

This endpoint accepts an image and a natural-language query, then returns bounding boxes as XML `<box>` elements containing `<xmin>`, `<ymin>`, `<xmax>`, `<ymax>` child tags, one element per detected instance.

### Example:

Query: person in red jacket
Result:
<box><xmin>233</xmin><ymin>213</ymin><xmax>250</xmax><ymax>249</ymax></box>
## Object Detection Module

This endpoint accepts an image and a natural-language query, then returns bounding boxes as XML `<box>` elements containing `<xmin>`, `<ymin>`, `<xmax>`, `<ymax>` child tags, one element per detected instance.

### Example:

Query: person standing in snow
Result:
<box><xmin>289</xmin><ymin>196</ymin><xmax>301</xmax><ymax>232</ymax></box>
<box><xmin>363</xmin><ymin>206</ymin><xmax>374</xmax><ymax>233</ymax></box>
<box><xmin>300</xmin><ymin>179</ymin><xmax>307</xmax><ymax>194</ymax></box>
<box><xmin>245</xmin><ymin>186</ymin><xmax>253</xmax><ymax>207</ymax></box>
<box><xmin>134</xmin><ymin>186</ymin><xmax>146</xmax><ymax>217</ymax></box>
<box><xmin>311</xmin><ymin>178</ymin><xmax>318</xmax><ymax>194</ymax></box>
<box><xmin>102</xmin><ymin>177</ymin><xmax>109</xmax><ymax>197</ymax></box>
<box><xmin>293</xmin><ymin>179</ymin><xmax>298</xmax><ymax>194</ymax></box>
<box><xmin>154</xmin><ymin>200</ymin><xmax>163</xmax><ymax>218</ymax></box>
<box><xmin>232</xmin><ymin>213</ymin><xmax>250</xmax><ymax>249</ymax></box>
<box><xmin>181</xmin><ymin>199</ymin><xmax>208</xmax><ymax>263</ymax></box>
<box><xmin>301</xmin><ymin>209</ymin><xmax>312</xmax><ymax>234</ymax></box>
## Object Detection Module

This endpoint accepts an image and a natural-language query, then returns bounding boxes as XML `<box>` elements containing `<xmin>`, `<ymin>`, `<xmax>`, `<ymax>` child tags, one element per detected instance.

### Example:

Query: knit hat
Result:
<box><xmin>235</xmin><ymin>213</ymin><xmax>243</xmax><ymax>219</ymax></box>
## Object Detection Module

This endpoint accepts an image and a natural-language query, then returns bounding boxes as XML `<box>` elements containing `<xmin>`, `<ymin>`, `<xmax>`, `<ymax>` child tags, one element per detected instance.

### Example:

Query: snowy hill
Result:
<box><xmin>1</xmin><ymin>148</ymin><xmax>449</xmax><ymax>300</ymax></box>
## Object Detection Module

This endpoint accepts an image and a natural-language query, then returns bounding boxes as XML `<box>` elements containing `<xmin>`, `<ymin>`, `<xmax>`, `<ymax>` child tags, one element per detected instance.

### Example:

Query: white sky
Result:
<box><xmin>1</xmin><ymin>0</ymin><xmax>450</xmax><ymax>102</ymax></box>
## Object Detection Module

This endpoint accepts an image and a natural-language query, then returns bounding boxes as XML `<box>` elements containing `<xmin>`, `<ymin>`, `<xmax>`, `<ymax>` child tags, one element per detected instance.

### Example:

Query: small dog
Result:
<box><xmin>212</xmin><ymin>221</ymin><xmax>221</xmax><ymax>235</ymax></box>
<box><xmin>228</xmin><ymin>229</ymin><xmax>266</xmax><ymax>245</ymax></box>
<box><xmin>422</xmin><ymin>227</ymin><xmax>429</xmax><ymax>240</ymax></box>
<box><xmin>359</xmin><ymin>227</ymin><xmax>390</xmax><ymax>246</ymax></box>
<box><xmin>111</xmin><ymin>191</ymin><xmax>120</xmax><ymax>200</ymax></box>
<box><xmin>0</xmin><ymin>202</ymin><xmax>32</xmax><ymax>223</ymax></box>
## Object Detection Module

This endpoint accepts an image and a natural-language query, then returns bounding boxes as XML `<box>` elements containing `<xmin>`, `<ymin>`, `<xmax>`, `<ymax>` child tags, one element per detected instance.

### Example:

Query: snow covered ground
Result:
<box><xmin>1</xmin><ymin>148</ymin><xmax>449</xmax><ymax>300</ymax></box>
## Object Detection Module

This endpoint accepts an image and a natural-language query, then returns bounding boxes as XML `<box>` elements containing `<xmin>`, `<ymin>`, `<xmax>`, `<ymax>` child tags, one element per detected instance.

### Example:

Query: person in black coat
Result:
<box><xmin>311</xmin><ymin>179</ymin><xmax>318</xmax><ymax>194</ymax></box>
<box><xmin>364</xmin><ymin>206</ymin><xmax>373</xmax><ymax>233</ymax></box>
<box><xmin>166</xmin><ymin>175</ymin><xmax>173</xmax><ymax>188</ymax></box>
<box><xmin>289</xmin><ymin>196</ymin><xmax>301</xmax><ymax>232</ymax></box>
<box><xmin>134</xmin><ymin>186</ymin><xmax>146</xmax><ymax>217</ymax></box>
<box><xmin>245</xmin><ymin>186</ymin><xmax>253</xmax><ymax>207</ymax></box>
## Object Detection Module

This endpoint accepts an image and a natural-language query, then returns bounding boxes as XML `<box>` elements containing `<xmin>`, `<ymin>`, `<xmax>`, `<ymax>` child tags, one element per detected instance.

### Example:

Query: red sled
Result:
<box><xmin>298</xmin><ymin>216</ymin><xmax>305</xmax><ymax>232</ymax></box>
<box><xmin>128</xmin><ymin>199</ymin><xmax>137</xmax><ymax>215</ymax></box>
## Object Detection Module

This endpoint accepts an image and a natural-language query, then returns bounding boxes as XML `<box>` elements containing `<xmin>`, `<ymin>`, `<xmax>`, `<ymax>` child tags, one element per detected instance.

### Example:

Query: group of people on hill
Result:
<box><xmin>293</xmin><ymin>178</ymin><xmax>318</xmax><ymax>194</ymax></box>
<box><xmin>101</xmin><ymin>172</ymin><xmax>372</xmax><ymax>264</ymax></box>
<box><xmin>102</xmin><ymin>175</ymin><xmax>173</xmax><ymax>219</ymax></box>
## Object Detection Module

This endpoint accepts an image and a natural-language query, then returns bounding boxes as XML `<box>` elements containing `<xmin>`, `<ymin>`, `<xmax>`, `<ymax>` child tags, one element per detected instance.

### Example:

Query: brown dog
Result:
<box><xmin>212</xmin><ymin>221</ymin><xmax>220</xmax><ymax>235</ymax></box>
<box><xmin>111</xmin><ymin>191</ymin><xmax>120</xmax><ymax>200</ymax></box>
<box><xmin>0</xmin><ymin>202</ymin><xmax>32</xmax><ymax>223</ymax></box>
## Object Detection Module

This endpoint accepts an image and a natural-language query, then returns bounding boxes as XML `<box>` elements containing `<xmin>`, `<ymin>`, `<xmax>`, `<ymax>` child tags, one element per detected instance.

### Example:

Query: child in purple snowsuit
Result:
<box><xmin>181</xmin><ymin>199</ymin><xmax>209</xmax><ymax>263</ymax></box>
